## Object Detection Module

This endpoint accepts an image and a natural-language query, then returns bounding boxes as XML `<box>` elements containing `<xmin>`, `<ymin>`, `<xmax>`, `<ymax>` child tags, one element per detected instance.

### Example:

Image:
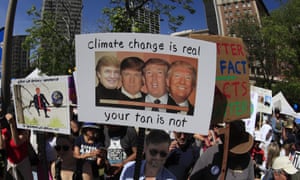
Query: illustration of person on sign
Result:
<box><xmin>29</xmin><ymin>87</ymin><xmax>50</xmax><ymax>118</ymax></box>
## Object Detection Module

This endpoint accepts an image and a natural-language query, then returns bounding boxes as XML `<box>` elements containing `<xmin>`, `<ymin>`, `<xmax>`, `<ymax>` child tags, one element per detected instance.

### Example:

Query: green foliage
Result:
<box><xmin>23</xmin><ymin>3</ymin><xmax>80</xmax><ymax>75</ymax></box>
<box><xmin>100</xmin><ymin>0</ymin><xmax>196</xmax><ymax>33</ymax></box>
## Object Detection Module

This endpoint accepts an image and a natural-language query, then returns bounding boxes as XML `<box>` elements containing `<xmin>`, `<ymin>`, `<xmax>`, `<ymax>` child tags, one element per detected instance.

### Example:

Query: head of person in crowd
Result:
<box><xmin>172</xmin><ymin>131</ymin><xmax>193</xmax><ymax>149</ymax></box>
<box><xmin>120</xmin><ymin>56</ymin><xmax>144</xmax><ymax>97</ymax></box>
<box><xmin>55</xmin><ymin>135</ymin><xmax>74</xmax><ymax>159</ymax></box>
<box><xmin>143</xmin><ymin>58</ymin><xmax>169</xmax><ymax>98</ymax></box>
<box><xmin>266</xmin><ymin>142</ymin><xmax>280</xmax><ymax>169</ymax></box>
<box><xmin>274</xmin><ymin>108</ymin><xmax>281</xmax><ymax>119</ymax></box>
<box><xmin>227</xmin><ymin>120</ymin><xmax>254</xmax><ymax>156</ymax></box>
<box><xmin>144</xmin><ymin>129</ymin><xmax>171</xmax><ymax>169</ymax></box>
<box><xmin>81</xmin><ymin>122</ymin><xmax>100</xmax><ymax>141</ymax></box>
<box><xmin>52</xmin><ymin>134</ymin><xmax>92</xmax><ymax>180</ymax></box>
<box><xmin>167</xmin><ymin>60</ymin><xmax>196</xmax><ymax>104</ymax></box>
<box><xmin>95</xmin><ymin>55</ymin><xmax>120</xmax><ymax>89</ymax></box>
<box><xmin>272</xmin><ymin>156</ymin><xmax>298</xmax><ymax>180</ymax></box>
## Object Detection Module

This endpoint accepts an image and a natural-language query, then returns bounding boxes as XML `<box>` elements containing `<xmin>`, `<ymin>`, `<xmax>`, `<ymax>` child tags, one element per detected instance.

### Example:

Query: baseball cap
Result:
<box><xmin>272</xmin><ymin>156</ymin><xmax>298</xmax><ymax>175</ymax></box>
<box><xmin>81</xmin><ymin>122</ymin><xmax>100</xmax><ymax>129</ymax></box>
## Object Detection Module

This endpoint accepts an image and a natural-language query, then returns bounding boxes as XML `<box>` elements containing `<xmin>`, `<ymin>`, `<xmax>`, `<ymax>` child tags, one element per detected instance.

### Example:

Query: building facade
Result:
<box><xmin>11</xmin><ymin>35</ymin><xmax>30</xmax><ymax>78</ymax></box>
<box><xmin>42</xmin><ymin>0</ymin><xmax>82</xmax><ymax>36</ymax></box>
<box><xmin>135</xmin><ymin>7</ymin><xmax>160</xmax><ymax>34</ymax></box>
<box><xmin>203</xmin><ymin>0</ymin><xmax>269</xmax><ymax>35</ymax></box>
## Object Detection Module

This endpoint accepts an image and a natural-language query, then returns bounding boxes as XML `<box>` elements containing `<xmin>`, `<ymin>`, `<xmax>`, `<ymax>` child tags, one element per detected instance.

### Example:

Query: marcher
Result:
<box><xmin>51</xmin><ymin>134</ymin><xmax>92</xmax><ymax>180</ymax></box>
<box><xmin>271</xmin><ymin>156</ymin><xmax>300</xmax><ymax>180</ymax></box>
<box><xmin>120</xmin><ymin>129</ymin><xmax>176</xmax><ymax>179</ymax></box>
<box><xmin>3</xmin><ymin>113</ymin><xmax>34</xmax><ymax>180</ymax></box>
<box><xmin>73</xmin><ymin>122</ymin><xmax>105</xmax><ymax>179</ymax></box>
<box><xmin>189</xmin><ymin>120</ymin><xmax>254</xmax><ymax>180</ymax></box>
<box><xmin>104</xmin><ymin>125</ymin><xmax>137</xmax><ymax>179</ymax></box>
<box><xmin>272</xmin><ymin>108</ymin><xmax>283</xmax><ymax>146</ymax></box>
<box><xmin>165</xmin><ymin>131</ymin><xmax>200</xmax><ymax>180</ymax></box>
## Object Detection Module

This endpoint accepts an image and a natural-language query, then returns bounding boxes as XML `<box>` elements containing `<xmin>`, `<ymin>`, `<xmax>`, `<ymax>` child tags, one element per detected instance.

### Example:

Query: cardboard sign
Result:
<box><xmin>75</xmin><ymin>33</ymin><xmax>216</xmax><ymax>134</ymax></box>
<box><xmin>251</xmin><ymin>86</ymin><xmax>272</xmax><ymax>114</ymax></box>
<box><xmin>189</xmin><ymin>34</ymin><xmax>250</xmax><ymax>123</ymax></box>
<box><xmin>11</xmin><ymin>76</ymin><xmax>70</xmax><ymax>134</ymax></box>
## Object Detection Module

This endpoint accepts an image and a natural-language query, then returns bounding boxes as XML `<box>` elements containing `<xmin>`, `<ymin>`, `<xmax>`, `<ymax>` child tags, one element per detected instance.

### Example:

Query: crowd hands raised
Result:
<box><xmin>1</xmin><ymin>104</ymin><xmax>300</xmax><ymax>180</ymax></box>
<box><xmin>0</xmin><ymin>54</ymin><xmax>299</xmax><ymax>180</ymax></box>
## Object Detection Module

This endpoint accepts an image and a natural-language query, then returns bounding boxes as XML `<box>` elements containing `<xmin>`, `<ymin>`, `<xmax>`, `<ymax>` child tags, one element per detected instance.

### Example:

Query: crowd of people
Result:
<box><xmin>0</xmin><ymin>54</ymin><xmax>300</xmax><ymax>180</ymax></box>
<box><xmin>0</xmin><ymin>106</ymin><xmax>299</xmax><ymax>180</ymax></box>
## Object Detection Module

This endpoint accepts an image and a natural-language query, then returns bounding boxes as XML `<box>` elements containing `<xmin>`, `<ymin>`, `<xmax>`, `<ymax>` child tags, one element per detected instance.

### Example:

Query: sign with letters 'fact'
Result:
<box><xmin>75</xmin><ymin>33</ymin><xmax>216</xmax><ymax>134</ymax></box>
<box><xmin>189</xmin><ymin>34</ymin><xmax>250</xmax><ymax>123</ymax></box>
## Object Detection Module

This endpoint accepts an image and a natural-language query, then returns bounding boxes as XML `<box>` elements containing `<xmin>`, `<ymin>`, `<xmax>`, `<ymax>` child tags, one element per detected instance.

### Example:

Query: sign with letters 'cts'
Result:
<box><xmin>189</xmin><ymin>34</ymin><xmax>250</xmax><ymax>123</ymax></box>
<box><xmin>75</xmin><ymin>33</ymin><xmax>216</xmax><ymax>134</ymax></box>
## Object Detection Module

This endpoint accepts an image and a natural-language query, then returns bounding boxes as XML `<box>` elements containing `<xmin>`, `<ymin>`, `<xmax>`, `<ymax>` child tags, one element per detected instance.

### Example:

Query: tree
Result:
<box><xmin>23</xmin><ymin>1</ymin><xmax>81</xmax><ymax>75</ymax></box>
<box><xmin>100</xmin><ymin>0</ymin><xmax>196</xmax><ymax>33</ymax></box>
<box><xmin>229</xmin><ymin>14</ymin><xmax>279</xmax><ymax>89</ymax></box>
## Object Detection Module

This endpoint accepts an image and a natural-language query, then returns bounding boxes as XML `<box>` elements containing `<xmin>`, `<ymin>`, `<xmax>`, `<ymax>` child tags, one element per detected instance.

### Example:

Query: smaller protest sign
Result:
<box><xmin>11</xmin><ymin>76</ymin><xmax>70</xmax><ymax>134</ymax></box>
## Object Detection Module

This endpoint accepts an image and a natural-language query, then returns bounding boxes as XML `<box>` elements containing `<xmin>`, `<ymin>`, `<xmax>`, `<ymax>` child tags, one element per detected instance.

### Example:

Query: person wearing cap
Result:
<box><xmin>73</xmin><ymin>122</ymin><xmax>105</xmax><ymax>179</ymax></box>
<box><xmin>271</xmin><ymin>156</ymin><xmax>300</xmax><ymax>180</ymax></box>
<box><xmin>189</xmin><ymin>120</ymin><xmax>254</xmax><ymax>180</ymax></box>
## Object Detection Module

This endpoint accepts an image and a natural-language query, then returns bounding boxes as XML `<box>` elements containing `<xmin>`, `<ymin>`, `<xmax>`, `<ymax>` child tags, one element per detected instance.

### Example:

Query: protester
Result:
<box><xmin>189</xmin><ymin>120</ymin><xmax>254</xmax><ymax>180</ymax></box>
<box><xmin>167</xmin><ymin>60</ymin><xmax>196</xmax><ymax>115</ymax></box>
<box><xmin>3</xmin><ymin>113</ymin><xmax>34</xmax><ymax>180</ymax></box>
<box><xmin>95</xmin><ymin>55</ymin><xmax>120</xmax><ymax>106</ymax></box>
<box><xmin>142</xmin><ymin>58</ymin><xmax>178</xmax><ymax>113</ymax></box>
<box><xmin>120</xmin><ymin>129</ymin><xmax>176</xmax><ymax>179</ymax></box>
<box><xmin>73</xmin><ymin>122</ymin><xmax>105</xmax><ymax>179</ymax></box>
<box><xmin>165</xmin><ymin>131</ymin><xmax>200</xmax><ymax>180</ymax></box>
<box><xmin>271</xmin><ymin>156</ymin><xmax>299</xmax><ymax>180</ymax></box>
<box><xmin>51</xmin><ymin>134</ymin><xmax>92</xmax><ymax>180</ymax></box>
<box><xmin>103</xmin><ymin>125</ymin><xmax>137</xmax><ymax>179</ymax></box>
<box><xmin>272</xmin><ymin>108</ymin><xmax>283</xmax><ymax>146</ymax></box>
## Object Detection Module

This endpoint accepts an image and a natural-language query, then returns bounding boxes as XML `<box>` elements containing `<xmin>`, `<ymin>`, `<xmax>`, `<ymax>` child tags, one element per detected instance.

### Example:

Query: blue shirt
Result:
<box><xmin>120</xmin><ymin>160</ymin><xmax>177</xmax><ymax>180</ymax></box>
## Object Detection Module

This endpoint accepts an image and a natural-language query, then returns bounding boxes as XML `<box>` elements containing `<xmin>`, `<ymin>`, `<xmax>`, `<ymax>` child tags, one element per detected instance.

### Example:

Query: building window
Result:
<box><xmin>235</xmin><ymin>3</ymin><xmax>239</xmax><ymax>9</ymax></box>
<box><xmin>225</xmin><ymin>19</ymin><xmax>229</xmax><ymax>24</ymax></box>
<box><xmin>229</xmin><ymin>11</ymin><xmax>232</xmax><ymax>16</ymax></box>
<box><xmin>247</xmin><ymin>2</ymin><xmax>251</xmax><ymax>7</ymax></box>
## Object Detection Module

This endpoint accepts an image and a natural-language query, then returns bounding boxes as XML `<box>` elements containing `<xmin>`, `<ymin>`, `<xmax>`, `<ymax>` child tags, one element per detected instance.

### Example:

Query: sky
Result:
<box><xmin>0</xmin><ymin>0</ymin><xmax>287</xmax><ymax>36</ymax></box>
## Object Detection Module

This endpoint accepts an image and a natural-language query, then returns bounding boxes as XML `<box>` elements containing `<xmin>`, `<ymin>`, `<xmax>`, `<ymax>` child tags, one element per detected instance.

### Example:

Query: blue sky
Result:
<box><xmin>0</xmin><ymin>0</ymin><xmax>286</xmax><ymax>36</ymax></box>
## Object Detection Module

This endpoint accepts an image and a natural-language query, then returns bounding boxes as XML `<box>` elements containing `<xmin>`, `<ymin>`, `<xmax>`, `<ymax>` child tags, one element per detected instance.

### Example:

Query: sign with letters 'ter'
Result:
<box><xmin>75</xmin><ymin>33</ymin><xmax>216</xmax><ymax>134</ymax></box>
<box><xmin>189</xmin><ymin>34</ymin><xmax>250</xmax><ymax>123</ymax></box>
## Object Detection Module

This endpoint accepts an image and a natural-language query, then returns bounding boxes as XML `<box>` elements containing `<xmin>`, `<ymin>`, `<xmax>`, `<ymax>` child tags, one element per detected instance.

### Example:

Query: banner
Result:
<box><xmin>75</xmin><ymin>33</ymin><xmax>216</xmax><ymax>134</ymax></box>
<box><xmin>11</xmin><ymin>76</ymin><xmax>70</xmax><ymax>134</ymax></box>
<box><xmin>189</xmin><ymin>34</ymin><xmax>250</xmax><ymax>123</ymax></box>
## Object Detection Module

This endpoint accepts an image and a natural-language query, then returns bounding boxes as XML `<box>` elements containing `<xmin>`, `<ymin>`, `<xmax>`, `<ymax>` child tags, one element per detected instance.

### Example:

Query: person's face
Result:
<box><xmin>121</xmin><ymin>68</ymin><xmax>143</xmax><ymax>95</ymax></box>
<box><xmin>167</xmin><ymin>66</ymin><xmax>194</xmax><ymax>103</ymax></box>
<box><xmin>273</xmin><ymin>169</ymin><xmax>288</xmax><ymax>180</ymax></box>
<box><xmin>174</xmin><ymin>132</ymin><xmax>189</xmax><ymax>146</ymax></box>
<box><xmin>145</xmin><ymin>142</ymin><xmax>169</xmax><ymax>169</ymax></box>
<box><xmin>55</xmin><ymin>138</ymin><xmax>71</xmax><ymax>158</ymax></box>
<box><xmin>143</xmin><ymin>64</ymin><xmax>168</xmax><ymax>98</ymax></box>
<box><xmin>36</xmin><ymin>88</ymin><xmax>40</xmax><ymax>94</ymax></box>
<box><xmin>97</xmin><ymin>65</ymin><xmax>120</xmax><ymax>89</ymax></box>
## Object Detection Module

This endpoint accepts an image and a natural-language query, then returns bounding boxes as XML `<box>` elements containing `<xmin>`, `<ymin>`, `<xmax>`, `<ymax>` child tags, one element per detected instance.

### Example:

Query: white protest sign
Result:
<box><xmin>75</xmin><ymin>33</ymin><xmax>216</xmax><ymax>134</ymax></box>
<box><xmin>251</xmin><ymin>85</ymin><xmax>272</xmax><ymax>114</ymax></box>
<box><xmin>11</xmin><ymin>76</ymin><xmax>70</xmax><ymax>134</ymax></box>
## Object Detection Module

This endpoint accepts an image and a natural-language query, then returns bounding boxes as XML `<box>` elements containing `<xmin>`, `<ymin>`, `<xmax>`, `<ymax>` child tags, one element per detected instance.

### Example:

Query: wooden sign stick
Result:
<box><xmin>218</xmin><ymin>123</ymin><xmax>230</xmax><ymax>180</ymax></box>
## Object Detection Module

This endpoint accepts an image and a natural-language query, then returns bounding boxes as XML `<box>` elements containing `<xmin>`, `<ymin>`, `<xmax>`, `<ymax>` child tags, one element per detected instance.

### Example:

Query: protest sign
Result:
<box><xmin>75</xmin><ymin>33</ymin><xmax>216</xmax><ymax>134</ymax></box>
<box><xmin>251</xmin><ymin>85</ymin><xmax>272</xmax><ymax>114</ymax></box>
<box><xmin>189</xmin><ymin>34</ymin><xmax>250</xmax><ymax>123</ymax></box>
<box><xmin>11</xmin><ymin>76</ymin><xmax>70</xmax><ymax>134</ymax></box>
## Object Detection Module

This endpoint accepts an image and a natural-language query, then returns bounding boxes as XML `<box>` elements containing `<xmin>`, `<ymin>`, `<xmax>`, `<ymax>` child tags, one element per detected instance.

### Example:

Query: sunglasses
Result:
<box><xmin>55</xmin><ymin>145</ymin><xmax>70</xmax><ymax>152</ymax></box>
<box><xmin>149</xmin><ymin>149</ymin><xmax>168</xmax><ymax>158</ymax></box>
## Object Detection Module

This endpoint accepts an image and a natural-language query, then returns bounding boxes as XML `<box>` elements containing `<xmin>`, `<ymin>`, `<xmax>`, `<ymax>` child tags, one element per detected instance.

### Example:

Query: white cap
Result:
<box><xmin>272</xmin><ymin>156</ymin><xmax>298</xmax><ymax>175</ymax></box>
